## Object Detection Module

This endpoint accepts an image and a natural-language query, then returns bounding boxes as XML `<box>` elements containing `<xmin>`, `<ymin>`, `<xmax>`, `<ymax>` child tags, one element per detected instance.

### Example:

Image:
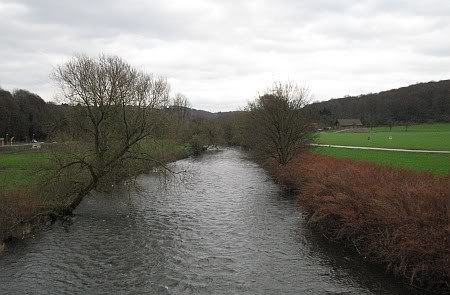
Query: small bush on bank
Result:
<box><xmin>0</xmin><ymin>192</ymin><xmax>40</xmax><ymax>241</ymax></box>
<box><xmin>269</xmin><ymin>153</ymin><xmax>449</xmax><ymax>293</ymax></box>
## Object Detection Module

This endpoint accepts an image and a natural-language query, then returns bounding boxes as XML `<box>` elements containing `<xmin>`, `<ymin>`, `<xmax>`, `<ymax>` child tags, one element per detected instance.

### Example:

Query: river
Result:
<box><xmin>0</xmin><ymin>148</ymin><xmax>423</xmax><ymax>294</ymax></box>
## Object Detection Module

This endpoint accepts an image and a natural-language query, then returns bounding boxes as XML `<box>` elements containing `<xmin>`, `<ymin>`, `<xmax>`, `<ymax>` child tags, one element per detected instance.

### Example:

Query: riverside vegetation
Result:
<box><xmin>0</xmin><ymin>55</ymin><xmax>225</xmax><ymax>245</ymax></box>
<box><xmin>0</xmin><ymin>141</ymin><xmax>191</xmax><ymax>243</ymax></box>
<box><xmin>268</xmin><ymin>154</ymin><xmax>449</xmax><ymax>292</ymax></box>
<box><xmin>242</xmin><ymin>83</ymin><xmax>449</xmax><ymax>293</ymax></box>
<box><xmin>1</xmin><ymin>55</ymin><xmax>449</xmax><ymax>293</ymax></box>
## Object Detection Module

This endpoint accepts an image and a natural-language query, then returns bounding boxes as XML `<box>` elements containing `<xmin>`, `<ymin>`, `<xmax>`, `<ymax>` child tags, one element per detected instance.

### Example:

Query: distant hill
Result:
<box><xmin>304</xmin><ymin>80</ymin><xmax>450</xmax><ymax>126</ymax></box>
<box><xmin>167</xmin><ymin>106</ymin><xmax>245</xmax><ymax>120</ymax></box>
<box><xmin>167</xmin><ymin>105</ymin><xmax>217</xmax><ymax>119</ymax></box>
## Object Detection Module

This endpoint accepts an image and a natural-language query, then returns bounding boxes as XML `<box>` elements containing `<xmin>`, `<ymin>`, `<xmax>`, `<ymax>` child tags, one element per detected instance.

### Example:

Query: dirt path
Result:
<box><xmin>311</xmin><ymin>144</ymin><xmax>450</xmax><ymax>154</ymax></box>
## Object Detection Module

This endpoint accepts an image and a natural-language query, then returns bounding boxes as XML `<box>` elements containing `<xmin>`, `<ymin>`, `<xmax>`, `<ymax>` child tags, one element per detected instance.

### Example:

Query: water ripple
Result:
<box><xmin>0</xmin><ymin>148</ymin><xmax>423</xmax><ymax>294</ymax></box>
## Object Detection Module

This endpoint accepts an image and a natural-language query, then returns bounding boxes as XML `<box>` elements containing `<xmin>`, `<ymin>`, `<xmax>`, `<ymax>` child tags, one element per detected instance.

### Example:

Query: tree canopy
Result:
<box><xmin>244</xmin><ymin>82</ymin><xmax>315</xmax><ymax>165</ymax></box>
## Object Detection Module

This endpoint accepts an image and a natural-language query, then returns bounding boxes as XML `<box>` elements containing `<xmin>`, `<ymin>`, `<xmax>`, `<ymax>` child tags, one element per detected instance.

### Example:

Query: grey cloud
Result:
<box><xmin>0</xmin><ymin>0</ymin><xmax>449</xmax><ymax>111</ymax></box>
<box><xmin>10</xmin><ymin>0</ymin><xmax>225</xmax><ymax>40</ymax></box>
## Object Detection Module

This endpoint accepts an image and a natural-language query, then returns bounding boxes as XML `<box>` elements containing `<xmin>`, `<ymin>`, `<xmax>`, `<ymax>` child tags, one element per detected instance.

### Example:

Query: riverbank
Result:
<box><xmin>0</xmin><ymin>141</ymin><xmax>192</xmax><ymax>252</ymax></box>
<box><xmin>268</xmin><ymin>153</ymin><xmax>449</xmax><ymax>293</ymax></box>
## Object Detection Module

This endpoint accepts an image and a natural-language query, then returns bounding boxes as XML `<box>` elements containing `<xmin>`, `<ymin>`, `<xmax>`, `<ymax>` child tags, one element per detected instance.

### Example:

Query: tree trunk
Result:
<box><xmin>66</xmin><ymin>179</ymin><xmax>98</xmax><ymax>213</ymax></box>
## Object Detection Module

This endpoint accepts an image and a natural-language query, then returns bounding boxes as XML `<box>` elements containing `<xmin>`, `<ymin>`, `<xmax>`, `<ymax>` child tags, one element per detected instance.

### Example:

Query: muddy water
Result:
<box><xmin>0</xmin><ymin>149</ymin><xmax>423</xmax><ymax>294</ymax></box>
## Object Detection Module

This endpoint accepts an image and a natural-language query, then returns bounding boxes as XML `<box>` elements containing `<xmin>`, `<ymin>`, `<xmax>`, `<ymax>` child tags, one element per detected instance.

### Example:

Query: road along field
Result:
<box><xmin>314</xmin><ymin>123</ymin><xmax>450</xmax><ymax>175</ymax></box>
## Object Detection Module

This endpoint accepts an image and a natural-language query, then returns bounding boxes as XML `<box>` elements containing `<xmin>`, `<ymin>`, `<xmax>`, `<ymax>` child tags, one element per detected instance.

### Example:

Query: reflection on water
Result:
<box><xmin>0</xmin><ymin>148</ymin><xmax>423</xmax><ymax>294</ymax></box>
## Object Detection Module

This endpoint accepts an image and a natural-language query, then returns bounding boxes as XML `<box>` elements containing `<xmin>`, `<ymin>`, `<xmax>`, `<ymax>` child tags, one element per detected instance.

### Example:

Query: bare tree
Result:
<box><xmin>245</xmin><ymin>82</ymin><xmax>314</xmax><ymax>165</ymax></box>
<box><xmin>172</xmin><ymin>93</ymin><xmax>192</xmax><ymax>122</ymax></box>
<box><xmin>51</xmin><ymin>54</ymin><xmax>170</xmax><ymax>212</ymax></box>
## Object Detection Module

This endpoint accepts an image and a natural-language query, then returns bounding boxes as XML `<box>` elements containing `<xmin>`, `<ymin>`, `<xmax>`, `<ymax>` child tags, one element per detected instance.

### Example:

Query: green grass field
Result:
<box><xmin>314</xmin><ymin>123</ymin><xmax>450</xmax><ymax>175</ymax></box>
<box><xmin>313</xmin><ymin>147</ymin><xmax>450</xmax><ymax>175</ymax></box>
<box><xmin>317</xmin><ymin>123</ymin><xmax>450</xmax><ymax>151</ymax></box>
<box><xmin>0</xmin><ymin>141</ymin><xmax>190</xmax><ymax>193</ymax></box>
<box><xmin>0</xmin><ymin>150</ymin><xmax>50</xmax><ymax>192</ymax></box>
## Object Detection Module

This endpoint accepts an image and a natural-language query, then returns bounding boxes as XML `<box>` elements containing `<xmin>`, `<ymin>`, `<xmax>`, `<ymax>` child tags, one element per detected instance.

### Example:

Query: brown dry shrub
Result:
<box><xmin>270</xmin><ymin>153</ymin><xmax>449</xmax><ymax>293</ymax></box>
<box><xmin>0</xmin><ymin>192</ymin><xmax>42</xmax><ymax>241</ymax></box>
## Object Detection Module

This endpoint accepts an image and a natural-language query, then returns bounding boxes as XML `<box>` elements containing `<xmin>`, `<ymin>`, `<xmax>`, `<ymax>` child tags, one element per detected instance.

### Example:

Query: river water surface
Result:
<box><xmin>0</xmin><ymin>149</ymin><xmax>423</xmax><ymax>294</ymax></box>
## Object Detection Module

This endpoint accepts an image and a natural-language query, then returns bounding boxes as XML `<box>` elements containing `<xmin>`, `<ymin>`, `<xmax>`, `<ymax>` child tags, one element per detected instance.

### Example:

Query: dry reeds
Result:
<box><xmin>0</xmin><ymin>192</ymin><xmax>40</xmax><ymax>241</ymax></box>
<box><xmin>270</xmin><ymin>153</ymin><xmax>449</xmax><ymax>293</ymax></box>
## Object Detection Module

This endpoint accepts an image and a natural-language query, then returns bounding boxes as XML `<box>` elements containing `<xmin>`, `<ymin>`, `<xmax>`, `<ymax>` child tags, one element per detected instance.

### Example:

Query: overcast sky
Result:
<box><xmin>1</xmin><ymin>0</ymin><xmax>449</xmax><ymax>111</ymax></box>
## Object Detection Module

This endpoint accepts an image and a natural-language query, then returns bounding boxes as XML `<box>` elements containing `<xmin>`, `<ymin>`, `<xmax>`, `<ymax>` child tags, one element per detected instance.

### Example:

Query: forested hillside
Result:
<box><xmin>305</xmin><ymin>80</ymin><xmax>450</xmax><ymax>127</ymax></box>
<box><xmin>0</xmin><ymin>88</ymin><xmax>54</xmax><ymax>141</ymax></box>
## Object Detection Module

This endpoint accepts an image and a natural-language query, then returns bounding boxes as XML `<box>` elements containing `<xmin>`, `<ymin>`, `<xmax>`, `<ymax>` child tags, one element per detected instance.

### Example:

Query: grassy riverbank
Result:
<box><xmin>0</xmin><ymin>141</ymin><xmax>191</xmax><ymax>245</ymax></box>
<box><xmin>0</xmin><ymin>149</ymin><xmax>51</xmax><ymax>243</ymax></box>
<box><xmin>269</xmin><ymin>153</ymin><xmax>449</xmax><ymax>293</ymax></box>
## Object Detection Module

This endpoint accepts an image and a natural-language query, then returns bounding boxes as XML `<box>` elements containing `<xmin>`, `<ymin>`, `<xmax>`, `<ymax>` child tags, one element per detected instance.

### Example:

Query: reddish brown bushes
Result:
<box><xmin>270</xmin><ymin>153</ymin><xmax>449</xmax><ymax>293</ymax></box>
<box><xmin>0</xmin><ymin>192</ymin><xmax>42</xmax><ymax>241</ymax></box>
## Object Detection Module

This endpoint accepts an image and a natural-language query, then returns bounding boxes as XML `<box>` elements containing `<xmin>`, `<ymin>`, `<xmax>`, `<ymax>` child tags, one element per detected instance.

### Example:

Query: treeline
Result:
<box><xmin>0</xmin><ymin>88</ymin><xmax>57</xmax><ymax>141</ymax></box>
<box><xmin>0</xmin><ymin>87</ymin><xmax>240</xmax><ymax>145</ymax></box>
<box><xmin>4</xmin><ymin>79</ymin><xmax>448</xmax><ymax>143</ymax></box>
<box><xmin>305</xmin><ymin>80</ymin><xmax>450</xmax><ymax>127</ymax></box>
<box><xmin>166</xmin><ymin>108</ymin><xmax>246</xmax><ymax>150</ymax></box>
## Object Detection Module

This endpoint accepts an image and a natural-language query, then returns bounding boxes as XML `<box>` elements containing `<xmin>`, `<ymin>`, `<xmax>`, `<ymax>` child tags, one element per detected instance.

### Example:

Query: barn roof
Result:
<box><xmin>336</xmin><ymin>119</ymin><xmax>362</xmax><ymax>126</ymax></box>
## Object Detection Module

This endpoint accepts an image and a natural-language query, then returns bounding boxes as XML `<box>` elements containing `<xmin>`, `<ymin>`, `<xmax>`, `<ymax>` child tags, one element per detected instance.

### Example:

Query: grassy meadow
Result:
<box><xmin>0</xmin><ymin>141</ymin><xmax>190</xmax><ymax>193</ymax></box>
<box><xmin>0</xmin><ymin>149</ymin><xmax>50</xmax><ymax>192</ymax></box>
<box><xmin>314</xmin><ymin>147</ymin><xmax>450</xmax><ymax>175</ymax></box>
<box><xmin>315</xmin><ymin>123</ymin><xmax>450</xmax><ymax>175</ymax></box>
<box><xmin>317</xmin><ymin>123</ymin><xmax>450</xmax><ymax>151</ymax></box>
